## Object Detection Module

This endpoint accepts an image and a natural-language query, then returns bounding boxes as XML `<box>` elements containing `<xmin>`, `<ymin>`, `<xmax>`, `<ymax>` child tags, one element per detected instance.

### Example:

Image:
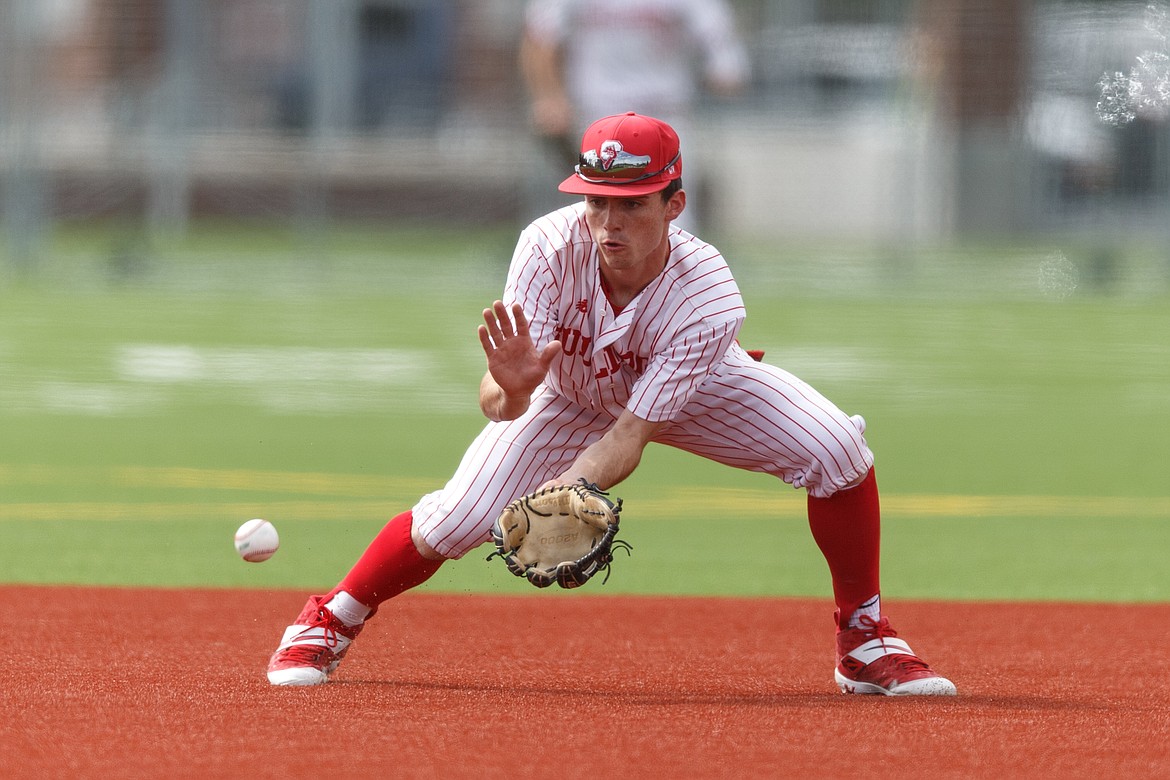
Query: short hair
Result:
<box><xmin>660</xmin><ymin>179</ymin><xmax>683</xmax><ymax>202</ymax></box>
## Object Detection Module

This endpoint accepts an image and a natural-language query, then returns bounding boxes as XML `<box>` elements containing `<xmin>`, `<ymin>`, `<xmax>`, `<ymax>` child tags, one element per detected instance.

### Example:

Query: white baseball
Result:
<box><xmin>234</xmin><ymin>518</ymin><xmax>280</xmax><ymax>562</ymax></box>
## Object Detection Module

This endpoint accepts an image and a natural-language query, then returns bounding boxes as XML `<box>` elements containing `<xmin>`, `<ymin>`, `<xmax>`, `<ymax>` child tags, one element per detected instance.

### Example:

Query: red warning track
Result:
<box><xmin>6</xmin><ymin>586</ymin><xmax>1168</xmax><ymax>778</ymax></box>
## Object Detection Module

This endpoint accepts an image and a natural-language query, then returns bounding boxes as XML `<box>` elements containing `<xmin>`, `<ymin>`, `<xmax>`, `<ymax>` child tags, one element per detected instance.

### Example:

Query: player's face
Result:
<box><xmin>583</xmin><ymin>191</ymin><xmax>685</xmax><ymax>274</ymax></box>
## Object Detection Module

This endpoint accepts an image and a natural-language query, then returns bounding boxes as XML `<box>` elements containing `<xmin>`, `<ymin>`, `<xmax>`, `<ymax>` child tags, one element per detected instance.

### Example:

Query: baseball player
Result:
<box><xmin>520</xmin><ymin>0</ymin><xmax>749</xmax><ymax>233</ymax></box>
<box><xmin>266</xmin><ymin>112</ymin><xmax>956</xmax><ymax>697</ymax></box>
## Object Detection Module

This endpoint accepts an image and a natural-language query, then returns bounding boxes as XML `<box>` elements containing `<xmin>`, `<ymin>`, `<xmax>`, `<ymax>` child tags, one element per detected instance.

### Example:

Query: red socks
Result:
<box><xmin>806</xmin><ymin>468</ymin><xmax>882</xmax><ymax>630</ymax></box>
<box><xmin>332</xmin><ymin>511</ymin><xmax>443</xmax><ymax>609</ymax></box>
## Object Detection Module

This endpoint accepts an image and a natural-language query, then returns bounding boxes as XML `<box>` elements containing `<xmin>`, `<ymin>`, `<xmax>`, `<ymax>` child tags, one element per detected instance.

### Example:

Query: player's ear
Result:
<box><xmin>665</xmin><ymin>189</ymin><xmax>686</xmax><ymax>222</ymax></box>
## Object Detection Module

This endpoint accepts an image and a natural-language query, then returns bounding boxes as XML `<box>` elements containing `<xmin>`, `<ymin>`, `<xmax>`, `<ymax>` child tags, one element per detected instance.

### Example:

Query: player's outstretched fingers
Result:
<box><xmin>481</xmin><ymin>305</ymin><xmax>505</xmax><ymax>347</ymax></box>
<box><xmin>477</xmin><ymin>324</ymin><xmax>495</xmax><ymax>356</ymax></box>
<box><xmin>510</xmin><ymin>303</ymin><xmax>531</xmax><ymax>337</ymax></box>
<box><xmin>491</xmin><ymin>300</ymin><xmax>515</xmax><ymax>339</ymax></box>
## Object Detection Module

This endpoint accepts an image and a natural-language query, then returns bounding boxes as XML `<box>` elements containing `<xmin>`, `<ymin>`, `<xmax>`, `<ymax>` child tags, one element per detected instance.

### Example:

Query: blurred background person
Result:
<box><xmin>519</xmin><ymin>0</ymin><xmax>750</xmax><ymax>232</ymax></box>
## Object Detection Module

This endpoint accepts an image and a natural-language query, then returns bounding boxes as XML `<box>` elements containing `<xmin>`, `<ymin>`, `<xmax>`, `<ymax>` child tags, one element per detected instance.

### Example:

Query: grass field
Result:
<box><xmin>2</xmin><ymin>223</ymin><xmax>1168</xmax><ymax>602</ymax></box>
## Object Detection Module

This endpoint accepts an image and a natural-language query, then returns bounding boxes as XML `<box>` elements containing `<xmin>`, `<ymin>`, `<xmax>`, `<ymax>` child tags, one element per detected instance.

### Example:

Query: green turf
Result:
<box><xmin>1</xmin><ymin>224</ymin><xmax>1168</xmax><ymax>601</ymax></box>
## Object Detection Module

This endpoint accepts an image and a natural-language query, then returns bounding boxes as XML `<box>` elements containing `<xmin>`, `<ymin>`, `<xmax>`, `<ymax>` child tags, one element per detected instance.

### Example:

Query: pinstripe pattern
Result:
<box><xmin>414</xmin><ymin>389</ymin><xmax>610</xmax><ymax>558</ymax></box>
<box><xmin>655</xmin><ymin>348</ymin><xmax>873</xmax><ymax>496</ymax></box>
<box><xmin>414</xmin><ymin>202</ymin><xmax>873</xmax><ymax>558</ymax></box>
<box><xmin>506</xmin><ymin>203</ymin><xmax>745</xmax><ymax>420</ymax></box>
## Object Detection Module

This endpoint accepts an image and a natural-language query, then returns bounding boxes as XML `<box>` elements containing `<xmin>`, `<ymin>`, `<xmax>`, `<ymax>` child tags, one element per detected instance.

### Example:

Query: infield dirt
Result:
<box><xmin>6</xmin><ymin>586</ymin><xmax>1168</xmax><ymax>778</ymax></box>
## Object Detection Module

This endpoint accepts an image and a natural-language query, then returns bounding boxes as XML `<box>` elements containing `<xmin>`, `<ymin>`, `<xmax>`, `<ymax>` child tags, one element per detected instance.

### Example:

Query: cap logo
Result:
<box><xmin>562</xmin><ymin>114</ymin><xmax>682</xmax><ymax>193</ymax></box>
<box><xmin>580</xmin><ymin>140</ymin><xmax>652</xmax><ymax>177</ymax></box>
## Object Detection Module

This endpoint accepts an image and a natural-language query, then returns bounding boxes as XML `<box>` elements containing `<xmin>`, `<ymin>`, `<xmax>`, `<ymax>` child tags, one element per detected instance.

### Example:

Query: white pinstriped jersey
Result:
<box><xmin>412</xmin><ymin>202</ymin><xmax>873</xmax><ymax>559</ymax></box>
<box><xmin>505</xmin><ymin>202</ymin><xmax>744</xmax><ymax>422</ymax></box>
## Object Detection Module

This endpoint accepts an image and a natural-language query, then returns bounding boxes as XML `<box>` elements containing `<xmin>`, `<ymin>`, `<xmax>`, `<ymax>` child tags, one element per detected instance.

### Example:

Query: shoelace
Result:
<box><xmin>856</xmin><ymin>615</ymin><xmax>932</xmax><ymax>674</ymax></box>
<box><xmin>274</xmin><ymin>607</ymin><xmax>343</xmax><ymax>667</ymax></box>
<box><xmin>885</xmin><ymin>652</ymin><xmax>932</xmax><ymax>674</ymax></box>
<box><xmin>308</xmin><ymin>606</ymin><xmax>342</xmax><ymax>649</ymax></box>
<box><xmin>276</xmin><ymin>642</ymin><xmax>332</xmax><ymax>666</ymax></box>
<box><xmin>856</xmin><ymin>614</ymin><xmax>897</xmax><ymax>640</ymax></box>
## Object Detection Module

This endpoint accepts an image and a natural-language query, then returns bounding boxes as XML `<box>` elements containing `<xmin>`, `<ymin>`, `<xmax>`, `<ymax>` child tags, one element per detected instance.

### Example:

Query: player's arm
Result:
<box><xmin>519</xmin><ymin>30</ymin><xmax>572</xmax><ymax>139</ymax></box>
<box><xmin>551</xmin><ymin>410</ymin><xmax>666</xmax><ymax>491</ymax></box>
<box><xmin>478</xmin><ymin>300</ymin><xmax>560</xmax><ymax>422</ymax></box>
<box><xmin>691</xmin><ymin>1</ymin><xmax>750</xmax><ymax>97</ymax></box>
<box><xmin>479</xmin><ymin>372</ymin><xmax>529</xmax><ymax>423</ymax></box>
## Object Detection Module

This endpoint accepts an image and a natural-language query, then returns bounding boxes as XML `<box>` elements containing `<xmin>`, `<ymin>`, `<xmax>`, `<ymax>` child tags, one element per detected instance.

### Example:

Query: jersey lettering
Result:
<box><xmin>554</xmin><ymin>323</ymin><xmax>647</xmax><ymax>379</ymax></box>
<box><xmin>594</xmin><ymin>345</ymin><xmax>648</xmax><ymax>379</ymax></box>
<box><xmin>554</xmin><ymin>324</ymin><xmax>593</xmax><ymax>365</ymax></box>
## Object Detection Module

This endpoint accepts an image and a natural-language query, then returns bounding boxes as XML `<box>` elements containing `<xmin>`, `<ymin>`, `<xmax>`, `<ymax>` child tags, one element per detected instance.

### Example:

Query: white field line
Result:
<box><xmin>0</xmin><ymin>465</ymin><xmax>1168</xmax><ymax>521</ymax></box>
<box><xmin>2</xmin><ymin>344</ymin><xmax>469</xmax><ymax>415</ymax></box>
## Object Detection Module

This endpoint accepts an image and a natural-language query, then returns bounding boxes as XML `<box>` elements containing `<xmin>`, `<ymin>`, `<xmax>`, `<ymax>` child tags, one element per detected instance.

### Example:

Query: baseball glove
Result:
<box><xmin>488</xmin><ymin>479</ymin><xmax>630</xmax><ymax>589</ymax></box>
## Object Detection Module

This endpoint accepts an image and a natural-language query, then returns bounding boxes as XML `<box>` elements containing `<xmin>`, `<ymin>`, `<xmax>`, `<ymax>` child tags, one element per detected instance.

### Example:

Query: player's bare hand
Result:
<box><xmin>478</xmin><ymin>302</ymin><xmax>560</xmax><ymax>398</ymax></box>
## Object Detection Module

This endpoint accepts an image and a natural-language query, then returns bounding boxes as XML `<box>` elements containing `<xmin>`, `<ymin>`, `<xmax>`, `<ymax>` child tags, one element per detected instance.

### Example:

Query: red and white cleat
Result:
<box><xmin>835</xmin><ymin>616</ymin><xmax>957</xmax><ymax>696</ymax></box>
<box><xmin>266</xmin><ymin>595</ymin><xmax>363</xmax><ymax>686</ymax></box>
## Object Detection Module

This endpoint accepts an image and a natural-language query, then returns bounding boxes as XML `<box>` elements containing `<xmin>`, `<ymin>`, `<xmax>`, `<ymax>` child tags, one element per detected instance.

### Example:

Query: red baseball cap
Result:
<box><xmin>559</xmin><ymin>112</ymin><xmax>683</xmax><ymax>197</ymax></box>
